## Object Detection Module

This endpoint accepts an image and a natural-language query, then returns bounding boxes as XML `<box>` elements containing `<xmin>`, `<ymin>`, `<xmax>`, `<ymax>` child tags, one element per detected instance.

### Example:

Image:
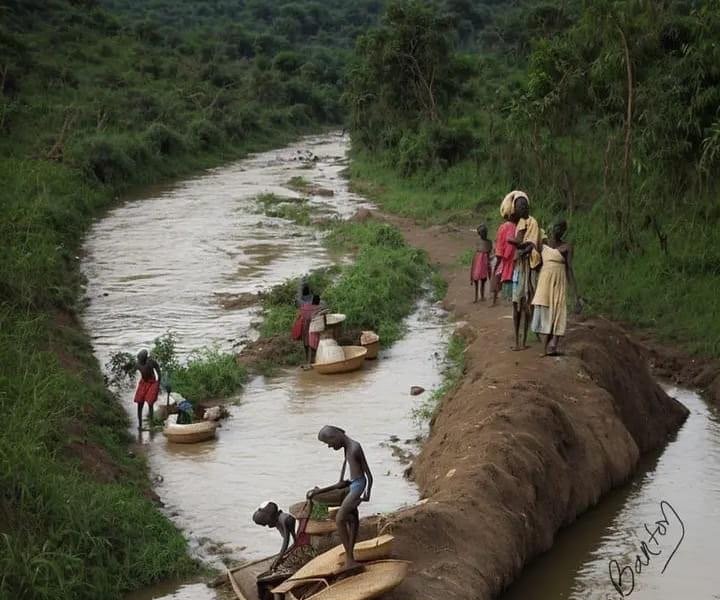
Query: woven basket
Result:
<box><xmin>361</xmin><ymin>340</ymin><xmax>379</xmax><ymax>360</ymax></box>
<box><xmin>286</xmin><ymin>560</ymin><xmax>410</xmax><ymax>600</ymax></box>
<box><xmin>304</xmin><ymin>519</ymin><xmax>336</xmax><ymax>535</ymax></box>
<box><xmin>273</xmin><ymin>535</ymin><xmax>395</xmax><ymax>592</ymax></box>
<box><xmin>312</xmin><ymin>346</ymin><xmax>367</xmax><ymax>374</ymax></box>
<box><xmin>163</xmin><ymin>421</ymin><xmax>217</xmax><ymax>444</ymax></box>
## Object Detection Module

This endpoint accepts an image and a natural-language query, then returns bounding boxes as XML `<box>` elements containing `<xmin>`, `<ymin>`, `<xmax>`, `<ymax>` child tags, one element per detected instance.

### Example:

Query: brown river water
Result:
<box><xmin>502</xmin><ymin>386</ymin><xmax>720</xmax><ymax>600</ymax></box>
<box><xmin>81</xmin><ymin>134</ymin><xmax>720</xmax><ymax>599</ymax></box>
<box><xmin>81</xmin><ymin>134</ymin><xmax>448</xmax><ymax>600</ymax></box>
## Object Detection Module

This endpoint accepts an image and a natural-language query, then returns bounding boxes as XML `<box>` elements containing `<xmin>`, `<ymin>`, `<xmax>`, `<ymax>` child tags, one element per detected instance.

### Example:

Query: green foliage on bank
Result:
<box><xmin>322</xmin><ymin>222</ymin><xmax>433</xmax><ymax>342</ymax></box>
<box><xmin>347</xmin><ymin>0</ymin><xmax>720</xmax><ymax>357</ymax></box>
<box><xmin>258</xmin><ymin>221</ymin><xmax>432</xmax><ymax>359</ymax></box>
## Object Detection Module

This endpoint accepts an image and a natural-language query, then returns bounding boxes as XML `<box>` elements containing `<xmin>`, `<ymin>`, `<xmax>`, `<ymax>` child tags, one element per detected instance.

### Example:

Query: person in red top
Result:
<box><xmin>134</xmin><ymin>349</ymin><xmax>161</xmax><ymax>429</ymax></box>
<box><xmin>492</xmin><ymin>194</ymin><xmax>518</xmax><ymax>306</ymax></box>
<box><xmin>470</xmin><ymin>224</ymin><xmax>492</xmax><ymax>303</ymax></box>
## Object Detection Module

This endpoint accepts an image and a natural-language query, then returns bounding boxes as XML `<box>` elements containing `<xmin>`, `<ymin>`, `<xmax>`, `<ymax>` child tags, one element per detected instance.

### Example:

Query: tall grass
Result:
<box><xmin>350</xmin><ymin>152</ymin><xmax>720</xmax><ymax>358</ymax></box>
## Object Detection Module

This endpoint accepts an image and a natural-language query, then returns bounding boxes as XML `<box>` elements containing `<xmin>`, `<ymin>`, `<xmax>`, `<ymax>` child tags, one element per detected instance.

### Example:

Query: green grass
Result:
<box><xmin>171</xmin><ymin>349</ymin><xmax>247</xmax><ymax>403</ymax></box>
<box><xmin>287</xmin><ymin>175</ymin><xmax>312</xmax><ymax>193</ymax></box>
<box><xmin>108</xmin><ymin>334</ymin><xmax>248</xmax><ymax>404</ymax></box>
<box><xmin>256</xmin><ymin>193</ymin><xmax>312</xmax><ymax>226</ymax></box>
<box><xmin>413</xmin><ymin>334</ymin><xmax>466</xmax><ymax>424</ymax></box>
<box><xmin>255</xmin><ymin>221</ymin><xmax>435</xmax><ymax>364</ymax></box>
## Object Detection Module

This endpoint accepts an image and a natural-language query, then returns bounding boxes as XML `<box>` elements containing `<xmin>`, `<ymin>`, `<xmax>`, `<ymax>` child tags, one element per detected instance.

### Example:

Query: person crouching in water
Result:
<box><xmin>531</xmin><ymin>219</ymin><xmax>581</xmax><ymax>356</ymax></box>
<box><xmin>307</xmin><ymin>425</ymin><xmax>373</xmax><ymax>573</ymax></box>
<box><xmin>253</xmin><ymin>501</ymin><xmax>297</xmax><ymax>573</ymax></box>
<box><xmin>134</xmin><ymin>349</ymin><xmax>161</xmax><ymax>429</ymax></box>
<box><xmin>470</xmin><ymin>224</ymin><xmax>492</xmax><ymax>303</ymax></box>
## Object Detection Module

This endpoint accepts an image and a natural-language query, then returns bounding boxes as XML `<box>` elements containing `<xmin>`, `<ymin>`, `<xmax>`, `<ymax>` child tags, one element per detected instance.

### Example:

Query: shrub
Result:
<box><xmin>188</xmin><ymin>118</ymin><xmax>224</xmax><ymax>150</ymax></box>
<box><xmin>68</xmin><ymin>134</ymin><xmax>135</xmax><ymax>185</ymax></box>
<box><xmin>142</xmin><ymin>123</ymin><xmax>185</xmax><ymax>156</ymax></box>
<box><xmin>172</xmin><ymin>348</ymin><xmax>247</xmax><ymax>402</ymax></box>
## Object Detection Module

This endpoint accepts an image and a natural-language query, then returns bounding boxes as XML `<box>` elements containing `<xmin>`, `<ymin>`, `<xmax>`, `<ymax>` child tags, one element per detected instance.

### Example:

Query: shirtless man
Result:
<box><xmin>134</xmin><ymin>349</ymin><xmax>161</xmax><ymax>429</ymax></box>
<box><xmin>307</xmin><ymin>425</ymin><xmax>373</xmax><ymax>573</ymax></box>
<box><xmin>253</xmin><ymin>501</ymin><xmax>297</xmax><ymax>572</ymax></box>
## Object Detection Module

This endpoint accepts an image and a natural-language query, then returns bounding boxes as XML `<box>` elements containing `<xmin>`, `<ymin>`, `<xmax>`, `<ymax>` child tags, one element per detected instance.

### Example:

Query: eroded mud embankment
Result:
<box><xmin>381</xmin><ymin>319</ymin><xmax>688</xmax><ymax>600</ymax></box>
<box><xmin>362</xmin><ymin>218</ymin><xmax>692</xmax><ymax>600</ymax></box>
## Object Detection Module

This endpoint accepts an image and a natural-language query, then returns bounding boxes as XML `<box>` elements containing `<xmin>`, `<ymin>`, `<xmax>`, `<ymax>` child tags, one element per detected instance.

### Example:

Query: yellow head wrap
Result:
<box><xmin>500</xmin><ymin>190</ymin><xmax>529</xmax><ymax>218</ymax></box>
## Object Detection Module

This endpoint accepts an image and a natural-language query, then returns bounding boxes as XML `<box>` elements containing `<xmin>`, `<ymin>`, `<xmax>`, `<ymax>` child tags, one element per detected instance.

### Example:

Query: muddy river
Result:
<box><xmin>81</xmin><ymin>134</ymin><xmax>449</xmax><ymax>599</ymax></box>
<box><xmin>502</xmin><ymin>386</ymin><xmax>720</xmax><ymax>600</ymax></box>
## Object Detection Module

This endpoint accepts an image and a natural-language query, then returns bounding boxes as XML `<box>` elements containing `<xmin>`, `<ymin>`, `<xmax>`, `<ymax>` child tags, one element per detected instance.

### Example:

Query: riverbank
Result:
<box><xmin>358</xmin><ymin>214</ymin><xmax>692</xmax><ymax>600</ymax></box>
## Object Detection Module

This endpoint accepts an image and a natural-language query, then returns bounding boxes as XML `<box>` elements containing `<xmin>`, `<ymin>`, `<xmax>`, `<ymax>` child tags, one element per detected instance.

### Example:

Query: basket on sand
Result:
<box><xmin>283</xmin><ymin>559</ymin><xmax>410</xmax><ymax>600</ymax></box>
<box><xmin>273</xmin><ymin>535</ymin><xmax>395</xmax><ymax>592</ymax></box>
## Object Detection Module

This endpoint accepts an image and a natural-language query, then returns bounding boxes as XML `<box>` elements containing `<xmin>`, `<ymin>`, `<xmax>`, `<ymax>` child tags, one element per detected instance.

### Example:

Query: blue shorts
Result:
<box><xmin>349</xmin><ymin>476</ymin><xmax>366</xmax><ymax>496</ymax></box>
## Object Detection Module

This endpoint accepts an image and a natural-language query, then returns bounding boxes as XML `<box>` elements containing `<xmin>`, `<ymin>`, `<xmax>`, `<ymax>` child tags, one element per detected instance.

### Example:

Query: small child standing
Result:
<box><xmin>470</xmin><ymin>224</ymin><xmax>492</xmax><ymax>303</ymax></box>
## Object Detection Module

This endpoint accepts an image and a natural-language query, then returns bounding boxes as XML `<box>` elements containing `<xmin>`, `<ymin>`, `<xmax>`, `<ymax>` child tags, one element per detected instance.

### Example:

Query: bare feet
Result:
<box><xmin>511</xmin><ymin>345</ymin><xmax>529</xmax><ymax>351</ymax></box>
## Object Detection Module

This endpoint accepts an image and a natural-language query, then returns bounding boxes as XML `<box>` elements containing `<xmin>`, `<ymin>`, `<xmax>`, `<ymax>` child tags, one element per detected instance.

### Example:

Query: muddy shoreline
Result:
<box><xmin>362</xmin><ymin>215</ymin><xmax>695</xmax><ymax>600</ymax></box>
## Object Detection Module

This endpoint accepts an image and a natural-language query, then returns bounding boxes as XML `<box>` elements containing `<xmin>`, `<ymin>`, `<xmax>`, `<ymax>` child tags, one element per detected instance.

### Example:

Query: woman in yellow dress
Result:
<box><xmin>531</xmin><ymin>220</ymin><xmax>581</xmax><ymax>356</ymax></box>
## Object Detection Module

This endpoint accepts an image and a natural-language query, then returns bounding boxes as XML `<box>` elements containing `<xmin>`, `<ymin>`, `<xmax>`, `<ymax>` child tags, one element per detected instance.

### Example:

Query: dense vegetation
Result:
<box><xmin>0</xmin><ymin>1</ymin><xmax>378</xmax><ymax>598</ymax></box>
<box><xmin>347</xmin><ymin>0</ymin><xmax>720</xmax><ymax>356</ymax></box>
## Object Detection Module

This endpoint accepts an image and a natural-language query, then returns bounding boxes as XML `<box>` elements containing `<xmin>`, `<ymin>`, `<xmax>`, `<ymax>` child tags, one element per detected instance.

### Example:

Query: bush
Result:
<box><xmin>188</xmin><ymin>118</ymin><xmax>224</xmax><ymax>150</ymax></box>
<box><xmin>68</xmin><ymin>134</ymin><xmax>135</xmax><ymax>185</ymax></box>
<box><xmin>142</xmin><ymin>123</ymin><xmax>185</xmax><ymax>156</ymax></box>
<box><xmin>172</xmin><ymin>348</ymin><xmax>247</xmax><ymax>402</ymax></box>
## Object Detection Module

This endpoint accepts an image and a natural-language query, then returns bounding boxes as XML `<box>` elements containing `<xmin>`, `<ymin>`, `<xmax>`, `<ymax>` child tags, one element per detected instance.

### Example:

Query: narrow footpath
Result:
<box><xmin>370</xmin><ymin>214</ymin><xmax>689</xmax><ymax>600</ymax></box>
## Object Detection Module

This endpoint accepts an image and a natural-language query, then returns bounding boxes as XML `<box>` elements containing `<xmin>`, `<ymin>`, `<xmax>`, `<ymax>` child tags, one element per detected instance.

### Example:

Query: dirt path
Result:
<box><xmin>369</xmin><ymin>215</ymin><xmax>689</xmax><ymax>600</ymax></box>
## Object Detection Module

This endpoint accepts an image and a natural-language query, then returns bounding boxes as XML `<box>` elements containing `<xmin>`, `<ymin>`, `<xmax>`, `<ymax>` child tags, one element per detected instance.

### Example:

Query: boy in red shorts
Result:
<box><xmin>134</xmin><ymin>349</ymin><xmax>161</xmax><ymax>429</ymax></box>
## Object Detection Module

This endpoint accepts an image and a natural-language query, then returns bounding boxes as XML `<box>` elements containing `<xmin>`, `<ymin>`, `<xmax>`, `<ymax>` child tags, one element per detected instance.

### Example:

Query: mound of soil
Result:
<box><xmin>235</xmin><ymin>334</ymin><xmax>304</xmax><ymax>371</ymax></box>
<box><xmin>374</xmin><ymin>214</ymin><xmax>690</xmax><ymax>600</ymax></box>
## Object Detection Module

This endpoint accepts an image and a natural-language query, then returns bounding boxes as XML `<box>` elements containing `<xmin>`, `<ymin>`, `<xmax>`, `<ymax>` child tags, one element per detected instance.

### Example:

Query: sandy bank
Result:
<box><xmin>371</xmin><ymin>217</ymin><xmax>690</xmax><ymax>600</ymax></box>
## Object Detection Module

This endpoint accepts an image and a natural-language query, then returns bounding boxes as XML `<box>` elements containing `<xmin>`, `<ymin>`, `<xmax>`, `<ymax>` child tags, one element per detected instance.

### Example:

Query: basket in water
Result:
<box><xmin>312</xmin><ymin>346</ymin><xmax>367</xmax><ymax>374</ymax></box>
<box><xmin>163</xmin><ymin>421</ymin><xmax>217</xmax><ymax>444</ymax></box>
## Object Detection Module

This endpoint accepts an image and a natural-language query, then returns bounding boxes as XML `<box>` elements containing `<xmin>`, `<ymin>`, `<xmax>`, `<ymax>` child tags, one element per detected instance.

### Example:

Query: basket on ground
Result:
<box><xmin>282</xmin><ymin>559</ymin><xmax>409</xmax><ymax>600</ymax></box>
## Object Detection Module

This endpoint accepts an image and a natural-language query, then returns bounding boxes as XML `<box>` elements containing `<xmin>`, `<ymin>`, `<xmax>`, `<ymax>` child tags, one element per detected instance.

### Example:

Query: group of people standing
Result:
<box><xmin>470</xmin><ymin>190</ymin><xmax>580</xmax><ymax>356</ymax></box>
